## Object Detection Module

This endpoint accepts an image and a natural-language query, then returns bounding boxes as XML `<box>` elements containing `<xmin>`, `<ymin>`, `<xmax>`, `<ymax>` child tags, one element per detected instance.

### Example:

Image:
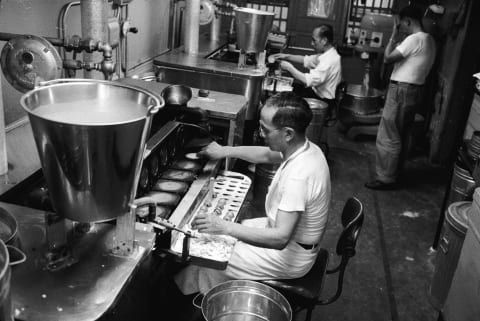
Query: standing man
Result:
<box><xmin>365</xmin><ymin>5</ymin><xmax>436</xmax><ymax>190</ymax></box>
<box><xmin>269</xmin><ymin>24</ymin><xmax>342</xmax><ymax>115</ymax></box>
<box><xmin>174</xmin><ymin>92</ymin><xmax>331</xmax><ymax>295</ymax></box>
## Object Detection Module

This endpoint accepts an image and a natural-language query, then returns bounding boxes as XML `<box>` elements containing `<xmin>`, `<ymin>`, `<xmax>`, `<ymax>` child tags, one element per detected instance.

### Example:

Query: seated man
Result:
<box><xmin>269</xmin><ymin>24</ymin><xmax>342</xmax><ymax>117</ymax></box>
<box><xmin>174</xmin><ymin>92</ymin><xmax>331</xmax><ymax>295</ymax></box>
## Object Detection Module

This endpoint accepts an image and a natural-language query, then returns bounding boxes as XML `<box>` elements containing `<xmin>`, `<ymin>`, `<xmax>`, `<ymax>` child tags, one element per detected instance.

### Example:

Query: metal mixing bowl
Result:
<box><xmin>201</xmin><ymin>280</ymin><xmax>292</xmax><ymax>321</ymax></box>
<box><xmin>161</xmin><ymin>84</ymin><xmax>192</xmax><ymax>106</ymax></box>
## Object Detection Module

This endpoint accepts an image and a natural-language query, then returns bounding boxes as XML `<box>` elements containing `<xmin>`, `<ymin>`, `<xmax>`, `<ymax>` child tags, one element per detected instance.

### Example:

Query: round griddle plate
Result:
<box><xmin>1</xmin><ymin>34</ymin><xmax>62</xmax><ymax>92</ymax></box>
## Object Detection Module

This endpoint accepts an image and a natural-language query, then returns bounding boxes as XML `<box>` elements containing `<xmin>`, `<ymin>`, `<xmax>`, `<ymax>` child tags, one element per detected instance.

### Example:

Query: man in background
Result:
<box><xmin>365</xmin><ymin>4</ymin><xmax>436</xmax><ymax>190</ymax></box>
<box><xmin>269</xmin><ymin>24</ymin><xmax>342</xmax><ymax>116</ymax></box>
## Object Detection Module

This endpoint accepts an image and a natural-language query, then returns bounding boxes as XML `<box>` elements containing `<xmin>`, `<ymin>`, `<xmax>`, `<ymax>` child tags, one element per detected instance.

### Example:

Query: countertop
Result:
<box><xmin>1</xmin><ymin>201</ymin><xmax>155</xmax><ymax>321</ymax></box>
<box><xmin>154</xmin><ymin>34</ymin><xmax>266</xmax><ymax>79</ymax></box>
<box><xmin>119</xmin><ymin>78</ymin><xmax>247</xmax><ymax>120</ymax></box>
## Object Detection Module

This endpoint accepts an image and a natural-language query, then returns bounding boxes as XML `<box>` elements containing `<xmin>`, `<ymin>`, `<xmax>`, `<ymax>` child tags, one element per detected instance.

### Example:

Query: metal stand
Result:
<box><xmin>3</xmin><ymin>202</ymin><xmax>156</xmax><ymax>321</ymax></box>
<box><xmin>112</xmin><ymin>206</ymin><xmax>137</xmax><ymax>256</ymax></box>
<box><xmin>44</xmin><ymin>212</ymin><xmax>76</xmax><ymax>271</ymax></box>
<box><xmin>238</xmin><ymin>50</ymin><xmax>247</xmax><ymax>69</ymax></box>
<box><xmin>256</xmin><ymin>50</ymin><xmax>266</xmax><ymax>70</ymax></box>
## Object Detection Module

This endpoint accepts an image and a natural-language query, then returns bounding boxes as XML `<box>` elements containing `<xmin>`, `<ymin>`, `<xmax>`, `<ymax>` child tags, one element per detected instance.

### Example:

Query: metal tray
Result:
<box><xmin>170</xmin><ymin>171</ymin><xmax>251</xmax><ymax>270</ymax></box>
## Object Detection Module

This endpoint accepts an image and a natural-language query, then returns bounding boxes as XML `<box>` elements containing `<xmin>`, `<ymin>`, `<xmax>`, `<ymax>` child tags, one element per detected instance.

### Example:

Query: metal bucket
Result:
<box><xmin>447</xmin><ymin>161</ymin><xmax>475</xmax><ymax>206</ymax></box>
<box><xmin>20</xmin><ymin>79</ymin><xmax>164</xmax><ymax>223</ymax></box>
<box><xmin>201</xmin><ymin>280</ymin><xmax>292</xmax><ymax>321</ymax></box>
<box><xmin>234</xmin><ymin>7</ymin><xmax>275</xmax><ymax>53</ymax></box>
<box><xmin>429</xmin><ymin>201</ymin><xmax>470</xmax><ymax>310</ymax></box>
<box><xmin>337</xmin><ymin>84</ymin><xmax>383</xmax><ymax>127</ymax></box>
<box><xmin>304</xmin><ymin>98</ymin><xmax>329</xmax><ymax>146</ymax></box>
<box><xmin>0</xmin><ymin>240</ymin><xmax>13</xmax><ymax>321</ymax></box>
<box><xmin>253</xmin><ymin>163</ymin><xmax>279</xmax><ymax>211</ymax></box>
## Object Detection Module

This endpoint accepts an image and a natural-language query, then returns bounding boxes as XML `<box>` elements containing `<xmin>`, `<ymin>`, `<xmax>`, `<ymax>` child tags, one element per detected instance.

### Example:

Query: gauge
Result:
<box><xmin>149</xmin><ymin>155</ymin><xmax>160</xmax><ymax>180</ymax></box>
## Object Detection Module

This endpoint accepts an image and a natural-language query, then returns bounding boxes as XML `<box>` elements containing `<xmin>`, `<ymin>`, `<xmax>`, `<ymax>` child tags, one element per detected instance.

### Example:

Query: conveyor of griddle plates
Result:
<box><xmin>170</xmin><ymin>170</ymin><xmax>251</xmax><ymax>270</ymax></box>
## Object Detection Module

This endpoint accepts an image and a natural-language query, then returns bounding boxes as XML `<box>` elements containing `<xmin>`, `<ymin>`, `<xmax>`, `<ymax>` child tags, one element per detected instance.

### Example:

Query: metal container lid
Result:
<box><xmin>345</xmin><ymin>84</ymin><xmax>383</xmax><ymax>98</ymax></box>
<box><xmin>1</xmin><ymin>35</ymin><xmax>62</xmax><ymax>92</ymax></box>
<box><xmin>446</xmin><ymin>201</ymin><xmax>471</xmax><ymax>234</ymax></box>
<box><xmin>303</xmin><ymin>98</ymin><xmax>328</xmax><ymax>110</ymax></box>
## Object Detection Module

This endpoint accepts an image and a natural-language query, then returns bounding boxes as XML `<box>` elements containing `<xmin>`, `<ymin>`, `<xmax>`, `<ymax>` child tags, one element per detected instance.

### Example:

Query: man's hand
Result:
<box><xmin>191</xmin><ymin>213</ymin><xmax>230</xmax><ymax>235</ymax></box>
<box><xmin>197</xmin><ymin>141</ymin><xmax>226</xmax><ymax>160</ymax></box>
<box><xmin>279</xmin><ymin>60</ymin><xmax>295</xmax><ymax>73</ymax></box>
<box><xmin>390</xmin><ymin>15</ymin><xmax>400</xmax><ymax>42</ymax></box>
<box><xmin>269</xmin><ymin>53</ymin><xmax>289</xmax><ymax>62</ymax></box>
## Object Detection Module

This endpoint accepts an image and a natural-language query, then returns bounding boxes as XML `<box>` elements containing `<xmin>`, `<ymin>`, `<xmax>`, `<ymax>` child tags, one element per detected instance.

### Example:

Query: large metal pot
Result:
<box><xmin>338</xmin><ymin>84</ymin><xmax>384</xmax><ymax>127</ymax></box>
<box><xmin>0</xmin><ymin>240</ymin><xmax>13</xmax><ymax>321</ymax></box>
<box><xmin>0</xmin><ymin>207</ymin><xmax>17</xmax><ymax>245</ymax></box>
<box><xmin>234</xmin><ymin>7</ymin><xmax>275</xmax><ymax>53</ymax></box>
<box><xmin>199</xmin><ymin>280</ymin><xmax>292</xmax><ymax>321</ymax></box>
<box><xmin>21</xmin><ymin>79</ymin><xmax>164</xmax><ymax>223</ymax></box>
<box><xmin>304</xmin><ymin>98</ymin><xmax>329</xmax><ymax>146</ymax></box>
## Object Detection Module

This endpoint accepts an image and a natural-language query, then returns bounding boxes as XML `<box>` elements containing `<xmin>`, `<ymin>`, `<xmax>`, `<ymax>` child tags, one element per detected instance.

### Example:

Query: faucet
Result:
<box><xmin>62</xmin><ymin>37</ymin><xmax>117</xmax><ymax>80</ymax></box>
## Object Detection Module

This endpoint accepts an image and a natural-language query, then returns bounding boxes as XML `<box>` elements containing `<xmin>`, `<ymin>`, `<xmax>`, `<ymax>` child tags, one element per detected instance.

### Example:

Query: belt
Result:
<box><xmin>296</xmin><ymin>242</ymin><xmax>319</xmax><ymax>250</ymax></box>
<box><xmin>390</xmin><ymin>80</ymin><xmax>422</xmax><ymax>87</ymax></box>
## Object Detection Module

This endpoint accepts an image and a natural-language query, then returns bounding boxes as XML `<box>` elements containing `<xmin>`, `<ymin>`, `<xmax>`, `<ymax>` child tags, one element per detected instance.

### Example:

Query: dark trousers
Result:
<box><xmin>292</xmin><ymin>83</ymin><xmax>336</xmax><ymax>119</ymax></box>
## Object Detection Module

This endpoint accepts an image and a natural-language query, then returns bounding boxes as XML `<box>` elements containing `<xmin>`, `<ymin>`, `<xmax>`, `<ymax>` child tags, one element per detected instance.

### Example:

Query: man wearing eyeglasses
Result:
<box><xmin>174</xmin><ymin>92</ymin><xmax>331</xmax><ymax>295</ymax></box>
<box><xmin>268</xmin><ymin>24</ymin><xmax>342</xmax><ymax>116</ymax></box>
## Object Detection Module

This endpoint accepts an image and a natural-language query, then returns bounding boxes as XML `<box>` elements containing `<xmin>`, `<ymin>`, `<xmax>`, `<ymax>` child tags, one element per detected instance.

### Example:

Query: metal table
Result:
<box><xmin>0</xmin><ymin>202</ymin><xmax>155</xmax><ymax>321</ymax></box>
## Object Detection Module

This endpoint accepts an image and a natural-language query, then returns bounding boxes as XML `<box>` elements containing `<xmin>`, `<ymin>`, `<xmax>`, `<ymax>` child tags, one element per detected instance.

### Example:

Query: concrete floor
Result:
<box><xmin>294</xmin><ymin>127</ymin><xmax>447</xmax><ymax>321</ymax></box>
<box><xmin>149</xmin><ymin>126</ymin><xmax>449</xmax><ymax>321</ymax></box>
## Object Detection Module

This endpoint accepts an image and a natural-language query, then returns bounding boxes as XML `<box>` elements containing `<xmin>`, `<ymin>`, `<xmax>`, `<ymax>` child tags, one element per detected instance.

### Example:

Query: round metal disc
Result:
<box><xmin>1</xmin><ymin>34</ymin><xmax>62</xmax><ymax>92</ymax></box>
<box><xmin>199</xmin><ymin>0</ymin><xmax>215</xmax><ymax>25</ymax></box>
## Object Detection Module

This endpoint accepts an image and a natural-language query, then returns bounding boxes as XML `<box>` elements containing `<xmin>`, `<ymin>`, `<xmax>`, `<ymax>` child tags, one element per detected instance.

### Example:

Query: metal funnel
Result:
<box><xmin>20</xmin><ymin>79</ymin><xmax>164</xmax><ymax>223</ymax></box>
<box><xmin>234</xmin><ymin>7</ymin><xmax>275</xmax><ymax>53</ymax></box>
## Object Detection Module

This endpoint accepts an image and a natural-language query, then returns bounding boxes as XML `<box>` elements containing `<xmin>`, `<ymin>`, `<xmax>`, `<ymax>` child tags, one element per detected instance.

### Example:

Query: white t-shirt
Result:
<box><xmin>303</xmin><ymin>47</ymin><xmax>342</xmax><ymax>100</ymax></box>
<box><xmin>265</xmin><ymin>140</ymin><xmax>331</xmax><ymax>245</ymax></box>
<box><xmin>391</xmin><ymin>32</ymin><xmax>436</xmax><ymax>85</ymax></box>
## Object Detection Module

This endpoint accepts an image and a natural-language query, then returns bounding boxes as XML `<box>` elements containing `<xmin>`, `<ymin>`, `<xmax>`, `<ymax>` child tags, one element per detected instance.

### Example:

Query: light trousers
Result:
<box><xmin>375</xmin><ymin>82</ymin><xmax>423</xmax><ymax>183</ymax></box>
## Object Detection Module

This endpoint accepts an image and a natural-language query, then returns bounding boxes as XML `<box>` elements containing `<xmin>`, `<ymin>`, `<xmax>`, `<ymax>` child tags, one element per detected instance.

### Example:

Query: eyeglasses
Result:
<box><xmin>259</xmin><ymin>124</ymin><xmax>281</xmax><ymax>136</ymax></box>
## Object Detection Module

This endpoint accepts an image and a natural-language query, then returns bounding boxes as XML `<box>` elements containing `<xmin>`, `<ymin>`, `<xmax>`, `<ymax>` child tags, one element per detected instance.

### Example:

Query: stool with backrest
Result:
<box><xmin>262</xmin><ymin>197</ymin><xmax>364</xmax><ymax>321</ymax></box>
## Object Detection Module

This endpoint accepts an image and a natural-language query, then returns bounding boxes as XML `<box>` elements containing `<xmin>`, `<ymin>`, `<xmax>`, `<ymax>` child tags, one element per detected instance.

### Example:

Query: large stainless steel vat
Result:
<box><xmin>21</xmin><ymin>79</ymin><xmax>163</xmax><ymax>223</ymax></box>
<box><xmin>0</xmin><ymin>239</ymin><xmax>12</xmax><ymax>321</ymax></box>
<box><xmin>304</xmin><ymin>98</ymin><xmax>329</xmax><ymax>146</ymax></box>
<box><xmin>235</xmin><ymin>7</ymin><xmax>275</xmax><ymax>53</ymax></box>
<box><xmin>337</xmin><ymin>84</ymin><xmax>384</xmax><ymax>127</ymax></box>
<box><xmin>200</xmin><ymin>280</ymin><xmax>292</xmax><ymax>321</ymax></box>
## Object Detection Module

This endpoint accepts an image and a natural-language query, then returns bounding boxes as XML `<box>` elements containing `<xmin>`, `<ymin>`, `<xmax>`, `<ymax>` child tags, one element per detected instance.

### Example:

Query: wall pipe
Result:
<box><xmin>184</xmin><ymin>0</ymin><xmax>200</xmax><ymax>54</ymax></box>
<box><xmin>58</xmin><ymin>1</ymin><xmax>81</xmax><ymax>59</ymax></box>
<box><xmin>210</xmin><ymin>0</ymin><xmax>222</xmax><ymax>41</ymax></box>
<box><xmin>80</xmin><ymin>0</ymin><xmax>108</xmax><ymax>79</ymax></box>
<box><xmin>0</xmin><ymin>32</ymin><xmax>63</xmax><ymax>46</ymax></box>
